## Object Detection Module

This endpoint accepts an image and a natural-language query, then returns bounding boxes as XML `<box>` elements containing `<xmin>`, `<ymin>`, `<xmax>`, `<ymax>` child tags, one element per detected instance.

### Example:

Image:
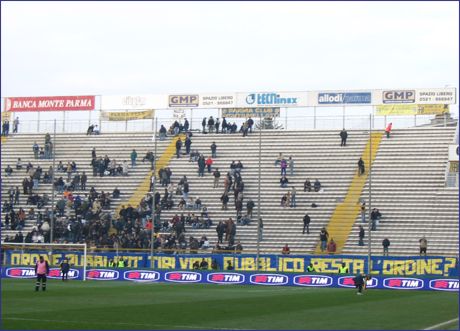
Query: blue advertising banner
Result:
<box><xmin>1</xmin><ymin>267</ymin><xmax>458</xmax><ymax>292</ymax></box>
<box><xmin>3</xmin><ymin>251</ymin><xmax>458</xmax><ymax>277</ymax></box>
<box><xmin>318</xmin><ymin>92</ymin><xmax>372</xmax><ymax>105</ymax></box>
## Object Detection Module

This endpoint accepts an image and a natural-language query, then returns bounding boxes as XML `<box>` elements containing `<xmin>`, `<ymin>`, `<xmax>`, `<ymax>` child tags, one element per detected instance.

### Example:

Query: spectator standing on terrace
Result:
<box><xmin>197</xmin><ymin>155</ymin><xmax>205</xmax><ymax>177</ymax></box>
<box><xmin>185</xmin><ymin>135</ymin><xmax>192</xmax><ymax>155</ymax></box>
<box><xmin>130</xmin><ymin>149</ymin><xmax>137</xmax><ymax>167</ymax></box>
<box><xmin>205</xmin><ymin>156</ymin><xmax>213</xmax><ymax>173</ymax></box>
<box><xmin>280</xmin><ymin>158</ymin><xmax>287</xmax><ymax>176</ymax></box>
<box><xmin>184</xmin><ymin>118</ymin><xmax>190</xmax><ymax>132</ymax></box>
<box><xmin>202</xmin><ymin>117</ymin><xmax>207</xmax><ymax>133</ymax></box>
<box><xmin>319</xmin><ymin>227</ymin><xmax>329</xmax><ymax>252</ymax></box>
<box><xmin>340</xmin><ymin>128</ymin><xmax>348</xmax><ymax>146</ymax></box>
<box><xmin>304</xmin><ymin>179</ymin><xmax>312</xmax><ymax>192</ymax></box>
<box><xmin>215</xmin><ymin>118</ymin><xmax>220</xmax><ymax>133</ymax></box>
<box><xmin>385</xmin><ymin>122</ymin><xmax>393</xmax><ymax>138</ymax></box>
<box><xmin>175</xmin><ymin>138</ymin><xmax>182</xmax><ymax>158</ymax></box>
<box><xmin>419</xmin><ymin>236</ymin><xmax>428</xmax><ymax>256</ymax></box>
<box><xmin>280</xmin><ymin>175</ymin><xmax>289</xmax><ymax>188</ymax></box>
<box><xmin>222</xmin><ymin>117</ymin><xmax>228</xmax><ymax>133</ymax></box>
<box><xmin>211</xmin><ymin>142</ymin><xmax>217</xmax><ymax>158</ymax></box>
<box><xmin>360</xmin><ymin>201</ymin><xmax>366</xmax><ymax>222</ymax></box>
<box><xmin>288</xmin><ymin>156</ymin><xmax>294</xmax><ymax>176</ymax></box>
<box><xmin>246</xmin><ymin>199</ymin><xmax>255</xmax><ymax>218</ymax></box>
<box><xmin>247</xmin><ymin>117</ymin><xmax>254</xmax><ymax>133</ymax></box>
<box><xmin>159</xmin><ymin>125</ymin><xmax>167</xmax><ymax>141</ymax></box>
<box><xmin>208</xmin><ymin>116</ymin><xmax>215</xmax><ymax>133</ymax></box>
<box><xmin>2</xmin><ymin>120</ymin><xmax>9</xmax><ymax>136</ymax></box>
<box><xmin>220</xmin><ymin>192</ymin><xmax>229</xmax><ymax>210</ymax></box>
<box><xmin>358</xmin><ymin>158</ymin><xmax>365</xmax><ymax>176</ymax></box>
<box><xmin>382</xmin><ymin>238</ymin><xmax>390</xmax><ymax>256</ymax></box>
<box><xmin>13</xmin><ymin>117</ymin><xmax>19</xmax><ymax>133</ymax></box>
<box><xmin>359</xmin><ymin>225</ymin><xmax>365</xmax><ymax>246</ymax></box>
<box><xmin>213</xmin><ymin>168</ymin><xmax>220</xmax><ymax>188</ymax></box>
<box><xmin>33</xmin><ymin>142</ymin><xmax>39</xmax><ymax>159</ymax></box>
<box><xmin>275</xmin><ymin>153</ymin><xmax>284</xmax><ymax>166</ymax></box>
<box><xmin>5</xmin><ymin>165</ymin><xmax>13</xmax><ymax>176</ymax></box>
<box><xmin>303</xmin><ymin>213</ymin><xmax>310</xmax><ymax>234</ymax></box>
<box><xmin>314</xmin><ymin>179</ymin><xmax>322</xmax><ymax>192</ymax></box>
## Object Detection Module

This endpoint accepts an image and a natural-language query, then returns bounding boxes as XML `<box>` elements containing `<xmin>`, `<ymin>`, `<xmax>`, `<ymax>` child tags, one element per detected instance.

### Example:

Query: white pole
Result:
<box><xmin>83</xmin><ymin>243</ymin><xmax>87</xmax><ymax>281</ymax></box>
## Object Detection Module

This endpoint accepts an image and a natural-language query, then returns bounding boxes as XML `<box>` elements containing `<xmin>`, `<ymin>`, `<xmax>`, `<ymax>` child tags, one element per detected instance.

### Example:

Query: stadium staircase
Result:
<box><xmin>113</xmin><ymin>133</ymin><xmax>186</xmax><ymax>217</ymax></box>
<box><xmin>342</xmin><ymin>127</ymin><xmax>458</xmax><ymax>256</ymax></box>
<box><xmin>1</xmin><ymin>132</ymin><xmax>169</xmax><ymax>241</ymax></box>
<box><xmin>2</xmin><ymin>127</ymin><xmax>458</xmax><ymax>256</ymax></box>
<box><xmin>313</xmin><ymin>132</ymin><xmax>383</xmax><ymax>254</ymax></box>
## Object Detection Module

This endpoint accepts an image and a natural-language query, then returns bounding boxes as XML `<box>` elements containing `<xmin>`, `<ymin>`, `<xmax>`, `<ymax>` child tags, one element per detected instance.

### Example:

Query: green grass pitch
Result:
<box><xmin>1</xmin><ymin>279</ymin><xmax>458</xmax><ymax>330</ymax></box>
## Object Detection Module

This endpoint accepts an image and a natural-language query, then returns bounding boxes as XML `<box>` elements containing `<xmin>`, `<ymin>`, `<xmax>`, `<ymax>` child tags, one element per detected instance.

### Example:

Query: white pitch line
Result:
<box><xmin>3</xmin><ymin>317</ymin><xmax>250</xmax><ymax>330</ymax></box>
<box><xmin>423</xmin><ymin>317</ymin><xmax>459</xmax><ymax>330</ymax></box>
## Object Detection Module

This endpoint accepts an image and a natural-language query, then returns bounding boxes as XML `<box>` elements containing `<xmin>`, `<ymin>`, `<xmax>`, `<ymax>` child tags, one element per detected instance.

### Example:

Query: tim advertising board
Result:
<box><xmin>236</xmin><ymin>92</ymin><xmax>308</xmax><ymax>108</ymax></box>
<box><xmin>5</xmin><ymin>96</ymin><xmax>95</xmax><ymax>112</ymax></box>
<box><xmin>317</xmin><ymin>92</ymin><xmax>372</xmax><ymax>105</ymax></box>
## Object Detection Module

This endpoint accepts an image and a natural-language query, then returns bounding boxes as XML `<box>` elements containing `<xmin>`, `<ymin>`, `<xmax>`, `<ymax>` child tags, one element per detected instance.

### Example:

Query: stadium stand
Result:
<box><xmin>1</xmin><ymin>126</ymin><xmax>458</xmax><ymax>256</ymax></box>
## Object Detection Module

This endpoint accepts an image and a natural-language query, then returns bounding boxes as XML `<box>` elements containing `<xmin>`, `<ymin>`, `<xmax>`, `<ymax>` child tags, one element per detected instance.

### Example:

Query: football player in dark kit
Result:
<box><xmin>60</xmin><ymin>258</ymin><xmax>70</xmax><ymax>281</ymax></box>
<box><xmin>354</xmin><ymin>273</ymin><xmax>364</xmax><ymax>295</ymax></box>
<box><xmin>354</xmin><ymin>273</ymin><xmax>371</xmax><ymax>295</ymax></box>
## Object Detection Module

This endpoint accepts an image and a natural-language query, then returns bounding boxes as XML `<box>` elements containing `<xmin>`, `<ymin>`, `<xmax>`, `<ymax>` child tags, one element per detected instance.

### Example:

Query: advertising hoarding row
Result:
<box><xmin>3</xmin><ymin>88</ymin><xmax>457</xmax><ymax>112</ymax></box>
<box><xmin>2</xmin><ymin>267</ymin><xmax>457</xmax><ymax>292</ymax></box>
<box><xmin>4</xmin><ymin>251</ymin><xmax>458</xmax><ymax>277</ymax></box>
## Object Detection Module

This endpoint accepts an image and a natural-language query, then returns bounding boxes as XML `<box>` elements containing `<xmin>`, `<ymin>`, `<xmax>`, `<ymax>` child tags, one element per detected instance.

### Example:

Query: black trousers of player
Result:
<box><xmin>62</xmin><ymin>271</ymin><xmax>68</xmax><ymax>281</ymax></box>
<box><xmin>356</xmin><ymin>284</ymin><xmax>363</xmax><ymax>293</ymax></box>
<box><xmin>36</xmin><ymin>274</ymin><xmax>47</xmax><ymax>291</ymax></box>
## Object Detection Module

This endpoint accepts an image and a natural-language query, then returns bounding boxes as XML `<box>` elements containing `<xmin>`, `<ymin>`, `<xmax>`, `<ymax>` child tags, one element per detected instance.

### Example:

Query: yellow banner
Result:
<box><xmin>418</xmin><ymin>104</ymin><xmax>449</xmax><ymax>115</ymax></box>
<box><xmin>101</xmin><ymin>109</ymin><xmax>154</xmax><ymax>121</ymax></box>
<box><xmin>222</xmin><ymin>107</ymin><xmax>280</xmax><ymax>118</ymax></box>
<box><xmin>376</xmin><ymin>104</ymin><xmax>448</xmax><ymax>115</ymax></box>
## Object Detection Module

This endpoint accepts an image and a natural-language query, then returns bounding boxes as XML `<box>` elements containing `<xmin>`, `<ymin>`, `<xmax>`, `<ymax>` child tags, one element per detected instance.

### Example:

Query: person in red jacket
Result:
<box><xmin>385</xmin><ymin>122</ymin><xmax>393</xmax><ymax>138</ymax></box>
<box><xmin>282</xmin><ymin>244</ymin><xmax>290</xmax><ymax>255</ymax></box>
<box><xmin>35</xmin><ymin>256</ymin><xmax>50</xmax><ymax>291</ymax></box>
<box><xmin>205</xmin><ymin>157</ymin><xmax>213</xmax><ymax>173</ymax></box>
<box><xmin>327</xmin><ymin>238</ymin><xmax>337</xmax><ymax>254</ymax></box>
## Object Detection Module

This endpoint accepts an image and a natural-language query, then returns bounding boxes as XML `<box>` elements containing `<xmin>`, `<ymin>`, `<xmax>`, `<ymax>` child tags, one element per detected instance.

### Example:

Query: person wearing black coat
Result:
<box><xmin>353</xmin><ymin>274</ymin><xmax>366</xmax><ymax>295</ymax></box>
<box><xmin>175</xmin><ymin>138</ymin><xmax>182</xmax><ymax>158</ymax></box>
<box><xmin>340</xmin><ymin>128</ymin><xmax>348</xmax><ymax>146</ymax></box>
<box><xmin>303</xmin><ymin>214</ymin><xmax>310</xmax><ymax>234</ymax></box>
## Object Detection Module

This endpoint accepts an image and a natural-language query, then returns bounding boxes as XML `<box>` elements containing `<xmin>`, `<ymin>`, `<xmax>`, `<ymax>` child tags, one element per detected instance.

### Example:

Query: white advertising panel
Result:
<box><xmin>101</xmin><ymin>95</ymin><xmax>167</xmax><ymax>110</ymax></box>
<box><xmin>374</xmin><ymin>88</ymin><xmax>456</xmax><ymax>105</ymax></box>
<box><xmin>200</xmin><ymin>94</ymin><xmax>236</xmax><ymax>108</ymax></box>
<box><xmin>236</xmin><ymin>91</ymin><xmax>308</xmax><ymax>108</ymax></box>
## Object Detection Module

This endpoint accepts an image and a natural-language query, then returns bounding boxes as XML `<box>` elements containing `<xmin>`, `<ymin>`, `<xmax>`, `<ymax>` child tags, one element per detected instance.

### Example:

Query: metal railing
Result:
<box><xmin>2</xmin><ymin>113</ymin><xmax>456</xmax><ymax>134</ymax></box>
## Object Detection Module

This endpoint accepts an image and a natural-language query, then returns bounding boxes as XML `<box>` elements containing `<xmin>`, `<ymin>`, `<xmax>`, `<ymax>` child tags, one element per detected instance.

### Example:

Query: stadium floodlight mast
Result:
<box><xmin>150</xmin><ymin>117</ymin><xmax>158</xmax><ymax>269</ymax></box>
<box><xmin>367</xmin><ymin>114</ymin><xmax>373</xmax><ymax>275</ymax></box>
<box><xmin>256</xmin><ymin>114</ymin><xmax>262</xmax><ymax>271</ymax></box>
<box><xmin>50</xmin><ymin>119</ymin><xmax>57</xmax><ymax>244</ymax></box>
